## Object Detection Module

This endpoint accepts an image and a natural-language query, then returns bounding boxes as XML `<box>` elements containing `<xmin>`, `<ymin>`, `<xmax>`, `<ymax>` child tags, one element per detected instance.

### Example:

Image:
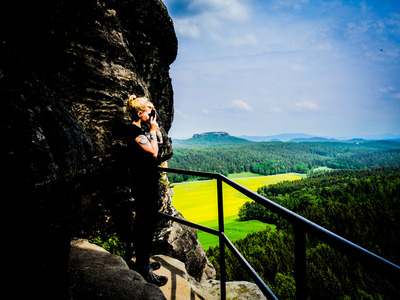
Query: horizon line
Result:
<box><xmin>169</xmin><ymin>131</ymin><xmax>400</xmax><ymax>141</ymax></box>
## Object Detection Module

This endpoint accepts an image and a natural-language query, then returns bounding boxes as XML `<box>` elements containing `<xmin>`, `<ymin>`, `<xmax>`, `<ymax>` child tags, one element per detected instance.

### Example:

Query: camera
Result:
<box><xmin>149</xmin><ymin>109</ymin><xmax>156</xmax><ymax>119</ymax></box>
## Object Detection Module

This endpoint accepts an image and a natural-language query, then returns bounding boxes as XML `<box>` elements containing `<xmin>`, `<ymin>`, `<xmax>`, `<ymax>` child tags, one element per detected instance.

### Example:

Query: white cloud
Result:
<box><xmin>174</xmin><ymin>109</ymin><xmax>190</xmax><ymax>119</ymax></box>
<box><xmin>293</xmin><ymin>101</ymin><xmax>321</xmax><ymax>111</ymax></box>
<box><xmin>168</xmin><ymin>0</ymin><xmax>251</xmax><ymax>40</ymax></box>
<box><xmin>192</xmin><ymin>0</ymin><xmax>250</xmax><ymax>22</ymax></box>
<box><xmin>230</xmin><ymin>33</ymin><xmax>258</xmax><ymax>47</ymax></box>
<box><xmin>291</xmin><ymin>64</ymin><xmax>307</xmax><ymax>72</ymax></box>
<box><xmin>377</xmin><ymin>86</ymin><xmax>400</xmax><ymax>99</ymax></box>
<box><xmin>270</xmin><ymin>105</ymin><xmax>283</xmax><ymax>113</ymax></box>
<box><xmin>228</xmin><ymin>99</ymin><xmax>254</xmax><ymax>112</ymax></box>
<box><xmin>275</xmin><ymin>0</ymin><xmax>310</xmax><ymax>11</ymax></box>
<box><xmin>175</xmin><ymin>19</ymin><xmax>200</xmax><ymax>38</ymax></box>
<box><xmin>378</xmin><ymin>86</ymin><xmax>396</xmax><ymax>94</ymax></box>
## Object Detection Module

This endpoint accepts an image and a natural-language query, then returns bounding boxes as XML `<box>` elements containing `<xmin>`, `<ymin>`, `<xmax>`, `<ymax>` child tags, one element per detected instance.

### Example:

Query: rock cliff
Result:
<box><xmin>1</xmin><ymin>0</ymin><xmax>214</xmax><ymax>298</ymax></box>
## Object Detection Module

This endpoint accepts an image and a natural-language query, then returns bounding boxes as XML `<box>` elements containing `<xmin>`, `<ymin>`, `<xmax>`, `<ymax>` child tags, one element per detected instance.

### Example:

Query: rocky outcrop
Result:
<box><xmin>153</xmin><ymin>255</ymin><xmax>267</xmax><ymax>300</ymax></box>
<box><xmin>1</xmin><ymin>0</ymin><xmax>214</xmax><ymax>298</ymax></box>
<box><xmin>69</xmin><ymin>240</ymin><xmax>266</xmax><ymax>300</ymax></box>
<box><xmin>69</xmin><ymin>239</ymin><xmax>166</xmax><ymax>300</ymax></box>
<box><xmin>201</xmin><ymin>281</ymin><xmax>268</xmax><ymax>300</ymax></box>
<box><xmin>193</xmin><ymin>132</ymin><xmax>231</xmax><ymax>139</ymax></box>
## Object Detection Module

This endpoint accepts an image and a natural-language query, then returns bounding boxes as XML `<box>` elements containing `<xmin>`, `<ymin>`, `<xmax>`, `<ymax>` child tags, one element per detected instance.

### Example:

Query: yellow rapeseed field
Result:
<box><xmin>171</xmin><ymin>174</ymin><xmax>302</xmax><ymax>224</ymax></box>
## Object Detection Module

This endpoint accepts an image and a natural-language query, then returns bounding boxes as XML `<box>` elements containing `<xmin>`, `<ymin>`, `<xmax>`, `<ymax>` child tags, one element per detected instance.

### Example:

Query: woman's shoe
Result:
<box><xmin>142</xmin><ymin>269</ymin><xmax>168</xmax><ymax>287</ymax></box>
<box><xmin>127</xmin><ymin>260</ymin><xmax>160</xmax><ymax>271</ymax></box>
<box><xmin>150</xmin><ymin>261</ymin><xmax>161</xmax><ymax>271</ymax></box>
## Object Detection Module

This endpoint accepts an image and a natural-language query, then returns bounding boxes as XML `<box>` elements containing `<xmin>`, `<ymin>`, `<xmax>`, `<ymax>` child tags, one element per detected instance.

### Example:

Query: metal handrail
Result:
<box><xmin>158</xmin><ymin>167</ymin><xmax>400</xmax><ymax>299</ymax></box>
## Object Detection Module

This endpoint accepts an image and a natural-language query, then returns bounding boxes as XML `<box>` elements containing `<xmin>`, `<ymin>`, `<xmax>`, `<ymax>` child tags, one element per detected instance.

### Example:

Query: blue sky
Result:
<box><xmin>163</xmin><ymin>0</ymin><xmax>400</xmax><ymax>139</ymax></box>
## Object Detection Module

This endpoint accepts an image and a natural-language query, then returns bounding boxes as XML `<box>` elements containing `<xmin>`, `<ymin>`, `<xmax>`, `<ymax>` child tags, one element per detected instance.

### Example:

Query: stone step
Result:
<box><xmin>153</xmin><ymin>255</ymin><xmax>268</xmax><ymax>300</ymax></box>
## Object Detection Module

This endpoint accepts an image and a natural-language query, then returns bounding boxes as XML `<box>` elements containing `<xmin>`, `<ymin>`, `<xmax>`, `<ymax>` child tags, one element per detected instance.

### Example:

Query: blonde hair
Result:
<box><xmin>126</xmin><ymin>94</ymin><xmax>154</xmax><ymax>120</ymax></box>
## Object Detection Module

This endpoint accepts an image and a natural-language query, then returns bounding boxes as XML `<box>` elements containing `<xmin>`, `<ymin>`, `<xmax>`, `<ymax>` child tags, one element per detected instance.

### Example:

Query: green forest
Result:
<box><xmin>206</xmin><ymin>168</ymin><xmax>400</xmax><ymax>299</ymax></box>
<box><xmin>92</xmin><ymin>133</ymin><xmax>400</xmax><ymax>298</ymax></box>
<box><xmin>168</xmin><ymin>139</ymin><xmax>400</xmax><ymax>182</ymax></box>
<box><xmin>168</xmin><ymin>136</ymin><xmax>400</xmax><ymax>298</ymax></box>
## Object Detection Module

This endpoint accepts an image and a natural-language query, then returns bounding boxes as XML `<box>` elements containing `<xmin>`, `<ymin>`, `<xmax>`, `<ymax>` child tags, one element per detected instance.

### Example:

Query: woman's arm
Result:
<box><xmin>134</xmin><ymin>112</ymin><xmax>160</xmax><ymax>158</ymax></box>
<box><xmin>135</xmin><ymin>134</ymin><xmax>158</xmax><ymax>158</ymax></box>
<box><xmin>156</xmin><ymin>129</ymin><xmax>163</xmax><ymax>144</ymax></box>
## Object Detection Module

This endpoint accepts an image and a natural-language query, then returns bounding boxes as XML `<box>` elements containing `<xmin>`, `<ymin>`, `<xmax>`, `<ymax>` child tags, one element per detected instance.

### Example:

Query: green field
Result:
<box><xmin>171</xmin><ymin>173</ymin><xmax>302</xmax><ymax>223</ymax></box>
<box><xmin>227</xmin><ymin>172</ymin><xmax>264</xmax><ymax>178</ymax></box>
<box><xmin>171</xmin><ymin>173</ymin><xmax>302</xmax><ymax>249</ymax></box>
<box><xmin>196</xmin><ymin>215</ymin><xmax>276</xmax><ymax>250</ymax></box>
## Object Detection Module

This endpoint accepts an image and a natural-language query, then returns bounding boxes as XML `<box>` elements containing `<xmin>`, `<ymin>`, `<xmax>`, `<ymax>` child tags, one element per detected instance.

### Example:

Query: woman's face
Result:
<box><xmin>139</xmin><ymin>106</ymin><xmax>152</xmax><ymax>122</ymax></box>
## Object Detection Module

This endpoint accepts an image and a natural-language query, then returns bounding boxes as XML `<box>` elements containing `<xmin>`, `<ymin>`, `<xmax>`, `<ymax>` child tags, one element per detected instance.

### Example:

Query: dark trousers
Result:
<box><xmin>131</xmin><ymin>173</ymin><xmax>159</xmax><ymax>270</ymax></box>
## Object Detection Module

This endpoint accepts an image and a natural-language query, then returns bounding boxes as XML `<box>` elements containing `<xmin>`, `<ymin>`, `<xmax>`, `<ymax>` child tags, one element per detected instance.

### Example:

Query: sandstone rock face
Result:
<box><xmin>51</xmin><ymin>0</ymin><xmax>177</xmax><ymax>159</ymax></box>
<box><xmin>70</xmin><ymin>241</ymin><xmax>267</xmax><ymax>300</ymax></box>
<box><xmin>202</xmin><ymin>280</ymin><xmax>268</xmax><ymax>300</ymax></box>
<box><xmin>1</xmin><ymin>0</ymin><xmax>215</xmax><ymax>298</ymax></box>
<box><xmin>153</xmin><ymin>255</ymin><xmax>217</xmax><ymax>300</ymax></box>
<box><xmin>69</xmin><ymin>239</ymin><xmax>166</xmax><ymax>300</ymax></box>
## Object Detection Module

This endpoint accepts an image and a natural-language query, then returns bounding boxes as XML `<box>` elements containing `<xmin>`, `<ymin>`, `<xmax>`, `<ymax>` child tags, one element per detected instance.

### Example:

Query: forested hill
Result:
<box><xmin>168</xmin><ymin>134</ymin><xmax>400</xmax><ymax>181</ymax></box>
<box><xmin>172</xmin><ymin>131</ymin><xmax>252</xmax><ymax>147</ymax></box>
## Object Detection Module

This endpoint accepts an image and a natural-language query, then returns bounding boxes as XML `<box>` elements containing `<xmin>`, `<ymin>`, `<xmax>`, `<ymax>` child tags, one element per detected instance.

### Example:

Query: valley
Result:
<box><xmin>166</xmin><ymin>131</ymin><xmax>400</xmax><ymax>298</ymax></box>
<box><xmin>171</xmin><ymin>173</ymin><xmax>302</xmax><ymax>249</ymax></box>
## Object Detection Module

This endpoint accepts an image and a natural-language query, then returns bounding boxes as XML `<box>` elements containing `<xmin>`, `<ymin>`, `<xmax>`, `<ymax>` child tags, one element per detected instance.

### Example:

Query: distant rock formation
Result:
<box><xmin>193</xmin><ymin>132</ymin><xmax>231</xmax><ymax>139</ymax></box>
<box><xmin>174</xmin><ymin>131</ymin><xmax>251</xmax><ymax>146</ymax></box>
<box><xmin>1</xmin><ymin>0</ymin><xmax>214</xmax><ymax>298</ymax></box>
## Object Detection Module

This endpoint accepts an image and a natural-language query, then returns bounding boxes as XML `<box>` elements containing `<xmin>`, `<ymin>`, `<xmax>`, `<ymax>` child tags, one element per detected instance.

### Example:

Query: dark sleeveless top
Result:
<box><xmin>125</xmin><ymin>124</ymin><xmax>157</xmax><ymax>186</ymax></box>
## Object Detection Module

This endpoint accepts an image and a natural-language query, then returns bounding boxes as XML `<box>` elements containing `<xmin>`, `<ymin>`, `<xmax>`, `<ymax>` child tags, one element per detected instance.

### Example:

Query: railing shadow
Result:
<box><xmin>153</xmin><ymin>256</ymin><xmax>206</xmax><ymax>300</ymax></box>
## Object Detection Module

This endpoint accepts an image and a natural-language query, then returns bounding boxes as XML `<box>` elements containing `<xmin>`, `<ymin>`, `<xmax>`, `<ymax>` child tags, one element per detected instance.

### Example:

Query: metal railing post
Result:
<box><xmin>217</xmin><ymin>177</ymin><xmax>226</xmax><ymax>300</ymax></box>
<box><xmin>294</xmin><ymin>227</ymin><xmax>307</xmax><ymax>300</ymax></box>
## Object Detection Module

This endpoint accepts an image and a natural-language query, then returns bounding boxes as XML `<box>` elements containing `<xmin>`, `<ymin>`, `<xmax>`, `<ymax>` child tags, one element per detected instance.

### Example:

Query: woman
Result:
<box><xmin>125</xmin><ymin>94</ymin><xmax>167</xmax><ymax>287</ymax></box>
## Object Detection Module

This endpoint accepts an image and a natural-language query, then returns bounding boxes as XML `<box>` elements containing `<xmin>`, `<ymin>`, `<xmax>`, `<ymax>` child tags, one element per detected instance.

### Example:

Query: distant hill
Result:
<box><xmin>289</xmin><ymin>137</ymin><xmax>338</xmax><ymax>142</ymax></box>
<box><xmin>240</xmin><ymin>133</ymin><xmax>315</xmax><ymax>142</ymax></box>
<box><xmin>344</xmin><ymin>138</ymin><xmax>368</xmax><ymax>144</ymax></box>
<box><xmin>241</xmin><ymin>134</ymin><xmax>400</xmax><ymax>143</ymax></box>
<box><xmin>173</xmin><ymin>132</ymin><xmax>400</xmax><ymax>147</ymax></box>
<box><xmin>173</xmin><ymin>131</ymin><xmax>251</xmax><ymax>147</ymax></box>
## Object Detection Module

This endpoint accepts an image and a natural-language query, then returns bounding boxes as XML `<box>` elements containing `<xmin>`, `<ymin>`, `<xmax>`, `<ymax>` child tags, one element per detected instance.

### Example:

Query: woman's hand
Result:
<box><xmin>149</xmin><ymin>114</ymin><xmax>158</xmax><ymax>132</ymax></box>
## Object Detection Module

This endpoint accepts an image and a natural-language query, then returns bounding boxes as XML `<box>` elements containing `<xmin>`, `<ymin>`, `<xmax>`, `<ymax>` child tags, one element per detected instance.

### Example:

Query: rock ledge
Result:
<box><xmin>69</xmin><ymin>239</ymin><xmax>267</xmax><ymax>300</ymax></box>
<box><xmin>69</xmin><ymin>239</ymin><xmax>166</xmax><ymax>300</ymax></box>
